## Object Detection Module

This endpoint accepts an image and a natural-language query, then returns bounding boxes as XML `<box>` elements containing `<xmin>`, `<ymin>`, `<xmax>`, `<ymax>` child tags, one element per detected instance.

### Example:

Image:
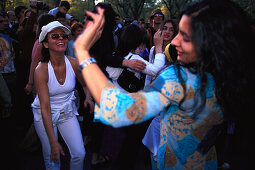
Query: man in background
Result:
<box><xmin>147</xmin><ymin>8</ymin><xmax>164</xmax><ymax>48</ymax></box>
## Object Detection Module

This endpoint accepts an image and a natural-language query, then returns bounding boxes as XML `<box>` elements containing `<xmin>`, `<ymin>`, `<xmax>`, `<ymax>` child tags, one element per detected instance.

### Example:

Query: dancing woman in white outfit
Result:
<box><xmin>32</xmin><ymin>21</ymin><xmax>93</xmax><ymax>170</ymax></box>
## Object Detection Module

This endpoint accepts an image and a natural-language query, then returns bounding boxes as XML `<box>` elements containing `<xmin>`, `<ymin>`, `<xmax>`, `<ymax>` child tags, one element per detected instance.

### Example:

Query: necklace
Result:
<box><xmin>59</xmin><ymin>78</ymin><xmax>63</xmax><ymax>83</ymax></box>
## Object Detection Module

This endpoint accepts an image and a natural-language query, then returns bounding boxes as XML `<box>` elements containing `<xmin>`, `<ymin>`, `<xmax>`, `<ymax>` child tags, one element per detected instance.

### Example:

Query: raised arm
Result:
<box><xmin>141</xmin><ymin>29</ymin><xmax>165</xmax><ymax>75</ymax></box>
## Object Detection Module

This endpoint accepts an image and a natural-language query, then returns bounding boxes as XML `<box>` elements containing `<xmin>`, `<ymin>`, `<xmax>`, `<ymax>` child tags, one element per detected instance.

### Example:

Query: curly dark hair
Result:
<box><xmin>175</xmin><ymin>0</ymin><xmax>254</xmax><ymax>120</ymax></box>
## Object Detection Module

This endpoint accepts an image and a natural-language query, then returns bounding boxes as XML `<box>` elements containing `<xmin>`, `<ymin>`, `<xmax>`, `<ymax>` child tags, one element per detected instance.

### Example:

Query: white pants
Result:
<box><xmin>34</xmin><ymin>113</ymin><xmax>85</xmax><ymax>170</ymax></box>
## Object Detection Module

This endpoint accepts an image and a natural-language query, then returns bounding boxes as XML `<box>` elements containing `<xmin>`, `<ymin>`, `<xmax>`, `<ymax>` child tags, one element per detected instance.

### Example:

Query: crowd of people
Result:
<box><xmin>1</xmin><ymin>0</ymin><xmax>254</xmax><ymax>169</ymax></box>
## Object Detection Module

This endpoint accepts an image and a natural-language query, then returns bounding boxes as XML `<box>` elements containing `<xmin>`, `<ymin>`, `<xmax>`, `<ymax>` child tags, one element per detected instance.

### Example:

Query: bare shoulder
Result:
<box><xmin>34</xmin><ymin>62</ymin><xmax>48</xmax><ymax>82</ymax></box>
<box><xmin>67</xmin><ymin>56</ymin><xmax>79</xmax><ymax>72</ymax></box>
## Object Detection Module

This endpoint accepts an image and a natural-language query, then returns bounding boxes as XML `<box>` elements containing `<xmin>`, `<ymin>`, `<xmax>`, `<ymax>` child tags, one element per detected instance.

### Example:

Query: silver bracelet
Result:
<box><xmin>78</xmin><ymin>57</ymin><xmax>96</xmax><ymax>72</ymax></box>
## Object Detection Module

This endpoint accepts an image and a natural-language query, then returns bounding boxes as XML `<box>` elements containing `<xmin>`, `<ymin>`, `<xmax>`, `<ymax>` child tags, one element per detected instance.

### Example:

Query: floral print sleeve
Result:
<box><xmin>94</xmin><ymin>65</ymin><xmax>184</xmax><ymax>128</ymax></box>
<box><xmin>94</xmin><ymin>65</ymin><xmax>224</xmax><ymax>169</ymax></box>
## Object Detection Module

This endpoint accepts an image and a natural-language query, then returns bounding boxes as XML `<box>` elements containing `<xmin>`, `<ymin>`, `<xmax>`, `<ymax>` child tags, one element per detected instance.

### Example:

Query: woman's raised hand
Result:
<box><xmin>154</xmin><ymin>30</ymin><xmax>163</xmax><ymax>54</ymax></box>
<box><xmin>74</xmin><ymin>7</ymin><xmax>105</xmax><ymax>63</ymax></box>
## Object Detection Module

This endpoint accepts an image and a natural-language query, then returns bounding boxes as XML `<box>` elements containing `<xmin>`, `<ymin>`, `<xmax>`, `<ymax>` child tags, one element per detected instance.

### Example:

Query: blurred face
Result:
<box><xmin>7</xmin><ymin>11</ymin><xmax>16</xmax><ymax>22</ymax></box>
<box><xmin>25</xmin><ymin>11</ymin><xmax>31</xmax><ymax>18</ymax></box>
<box><xmin>19</xmin><ymin>9</ymin><xmax>26</xmax><ymax>19</ymax></box>
<box><xmin>0</xmin><ymin>16</ymin><xmax>9</xmax><ymax>31</ymax></box>
<box><xmin>70</xmin><ymin>20</ymin><xmax>78</xmax><ymax>27</ymax></box>
<box><xmin>59</xmin><ymin>6</ymin><xmax>68</xmax><ymax>14</ymax></box>
<box><xmin>43</xmin><ymin>28</ymin><xmax>69</xmax><ymax>54</ymax></box>
<box><xmin>56</xmin><ymin>17</ymin><xmax>66</xmax><ymax>25</ymax></box>
<box><xmin>171</xmin><ymin>15</ymin><xmax>197</xmax><ymax>63</ymax></box>
<box><xmin>73</xmin><ymin>27</ymin><xmax>83</xmax><ymax>39</ymax></box>
<box><xmin>153</xmin><ymin>13</ymin><xmax>163</xmax><ymax>25</ymax></box>
<box><xmin>162</xmin><ymin>22</ymin><xmax>174</xmax><ymax>41</ymax></box>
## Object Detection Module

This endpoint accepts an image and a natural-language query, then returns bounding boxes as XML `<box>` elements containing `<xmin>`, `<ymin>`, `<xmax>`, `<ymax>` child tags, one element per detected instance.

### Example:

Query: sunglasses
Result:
<box><xmin>49</xmin><ymin>33</ymin><xmax>69</xmax><ymax>40</ymax></box>
<box><xmin>154</xmin><ymin>14</ymin><xmax>163</xmax><ymax>17</ymax></box>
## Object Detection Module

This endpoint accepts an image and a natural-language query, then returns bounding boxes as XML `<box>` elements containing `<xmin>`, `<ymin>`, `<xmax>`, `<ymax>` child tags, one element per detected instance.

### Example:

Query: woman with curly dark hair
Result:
<box><xmin>74</xmin><ymin>0</ymin><xmax>254</xmax><ymax>169</ymax></box>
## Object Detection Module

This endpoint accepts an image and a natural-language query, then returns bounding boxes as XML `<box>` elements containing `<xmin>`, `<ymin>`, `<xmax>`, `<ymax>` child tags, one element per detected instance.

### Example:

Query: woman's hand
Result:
<box><xmin>74</xmin><ymin>7</ymin><xmax>105</xmax><ymax>63</ymax></box>
<box><xmin>122</xmin><ymin>59</ymin><xmax>146</xmax><ymax>71</ymax></box>
<box><xmin>24</xmin><ymin>83</ymin><xmax>33</xmax><ymax>95</ymax></box>
<box><xmin>154</xmin><ymin>30</ymin><xmax>163</xmax><ymax>54</ymax></box>
<box><xmin>50</xmin><ymin>141</ymin><xmax>65</xmax><ymax>163</ymax></box>
<box><xmin>84</xmin><ymin>96</ymin><xmax>95</xmax><ymax>114</ymax></box>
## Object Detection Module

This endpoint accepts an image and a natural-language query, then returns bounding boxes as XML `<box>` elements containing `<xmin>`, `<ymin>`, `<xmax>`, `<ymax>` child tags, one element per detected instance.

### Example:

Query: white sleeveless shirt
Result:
<box><xmin>31</xmin><ymin>56</ymin><xmax>78</xmax><ymax>122</ymax></box>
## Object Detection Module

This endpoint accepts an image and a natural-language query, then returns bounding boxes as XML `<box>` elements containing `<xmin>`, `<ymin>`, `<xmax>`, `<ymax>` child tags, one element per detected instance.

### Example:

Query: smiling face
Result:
<box><xmin>171</xmin><ymin>15</ymin><xmax>197</xmax><ymax>63</ymax></box>
<box><xmin>162</xmin><ymin>22</ymin><xmax>174</xmax><ymax>41</ymax></box>
<box><xmin>43</xmin><ymin>28</ymin><xmax>68</xmax><ymax>54</ymax></box>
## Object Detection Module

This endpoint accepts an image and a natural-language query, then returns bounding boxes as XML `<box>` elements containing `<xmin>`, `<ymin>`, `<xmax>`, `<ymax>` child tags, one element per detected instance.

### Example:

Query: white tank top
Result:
<box><xmin>31</xmin><ymin>56</ymin><xmax>78</xmax><ymax>121</ymax></box>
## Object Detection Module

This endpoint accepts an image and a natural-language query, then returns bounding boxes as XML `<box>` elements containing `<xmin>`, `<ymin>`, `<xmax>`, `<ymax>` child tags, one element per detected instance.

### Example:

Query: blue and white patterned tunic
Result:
<box><xmin>95</xmin><ymin>65</ymin><xmax>223</xmax><ymax>169</ymax></box>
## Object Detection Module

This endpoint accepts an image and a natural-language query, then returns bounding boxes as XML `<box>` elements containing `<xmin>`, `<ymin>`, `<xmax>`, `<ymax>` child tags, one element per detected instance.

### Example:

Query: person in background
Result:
<box><xmin>144</xmin><ymin>19</ymin><xmax>178</xmax><ymax>89</ymax></box>
<box><xmin>0</xmin><ymin>11</ymin><xmax>17</xmax><ymax>170</ymax></box>
<box><xmin>0</xmin><ymin>11</ymin><xmax>10</xmax><ymax>34</ymax></box>
<box><xmin>138</xmin><ymin>18</ymin><xmax>146</xmax><ymax>28</ymax></box>
<box><xmin>74</xmin><ymin>0</ymin><xmax>254</xmax><ymax>168</ymax></box>
<box><xmin>142</xmin><ymin>20</ymin><xmax>177</xmax><ymax>170</ymax></box>
<box><xmin>32</xmin><ymin>21</ymin><xmax>93</xmax><ymax>170</ymax></box>
<box><xmin>123</xmin><ymin>16</ymin><xmax>132</xmax><ymax>26</ymax></box>
<box><xmin>12</xmin><ymin>5</ymin><xmax>27</xmax><ymax>35</ymax></box>
<box><xmin>142</xmin><ymin>20</ymin><xmax>178</xmax><ymax>169</ymax></box>
<box><xmin>0</xmin><ymin>11</ymin><xmax>16</xmax><ymax>115</ymax></box>
<box><xmin>48</xmin><ymin>1</ymin><xmax>72</xmax><ymax>23</ymax></box>
<box><xmin>106</xmin><ymin>23</ymin><xmax>165</xmax><ymax>170</ymax></box>
<box><xmin>7</xmin><ymin>10</ymin><xmax>17</xmax><ymax>28</ymax></box>
<box><xmin>69</xmin><ymin>18</ymin><xmax>79</xmax><ymax>27</ymax></box>
<box><xmin>15</xmin><ymin>5</ymin><xmax>39</xmax><ymax>138</ymax></box>
<box><xmin>134</xmin><ymin>27</ymin><xmax>150</xmax><ymax>86</ymax></box>
<box><xmin>66</xmin><ymin>22</ymin><xmax>83</xmax><ymax>58</ymax></box>
<box><xmin>55</xmin><ymin>11</ymin><xmax>67</xmax><ymax>26</ymax></box>
<box><xmin>147</xmin><ymin>8</ymin><xmax>164</xmax><ymax>49</ymax></box>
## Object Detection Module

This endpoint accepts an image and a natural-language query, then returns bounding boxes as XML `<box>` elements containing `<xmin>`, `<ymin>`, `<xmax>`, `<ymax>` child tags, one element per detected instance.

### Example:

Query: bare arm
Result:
<box><xmin>24</xmin><ymin>43</ymin><xmax>42</xmax><ymax>94</ymax></box>
<box><xmin>68</xmin><ymin>57</ymin><xmax>94</xmax><ymax>113</ymax></box>
<box><xmin>34</xmin><ymin>63</ymin><xmax>64</xmax><ymax>162</ymax></box>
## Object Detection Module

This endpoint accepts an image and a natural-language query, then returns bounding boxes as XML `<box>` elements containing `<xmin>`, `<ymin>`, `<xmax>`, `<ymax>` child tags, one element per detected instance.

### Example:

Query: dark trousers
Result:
<box><xmin>114</xmin><ymin>120</ymin><xmax>151</xmax><ymax>170</ymax></box>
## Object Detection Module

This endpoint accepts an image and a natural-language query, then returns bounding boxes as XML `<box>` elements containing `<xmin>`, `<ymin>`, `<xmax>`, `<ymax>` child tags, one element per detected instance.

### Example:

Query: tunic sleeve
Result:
<box><xmin>94</xmin><ymin>65</ymin><xmax>184</xmax><ymax>128</ymax></box>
